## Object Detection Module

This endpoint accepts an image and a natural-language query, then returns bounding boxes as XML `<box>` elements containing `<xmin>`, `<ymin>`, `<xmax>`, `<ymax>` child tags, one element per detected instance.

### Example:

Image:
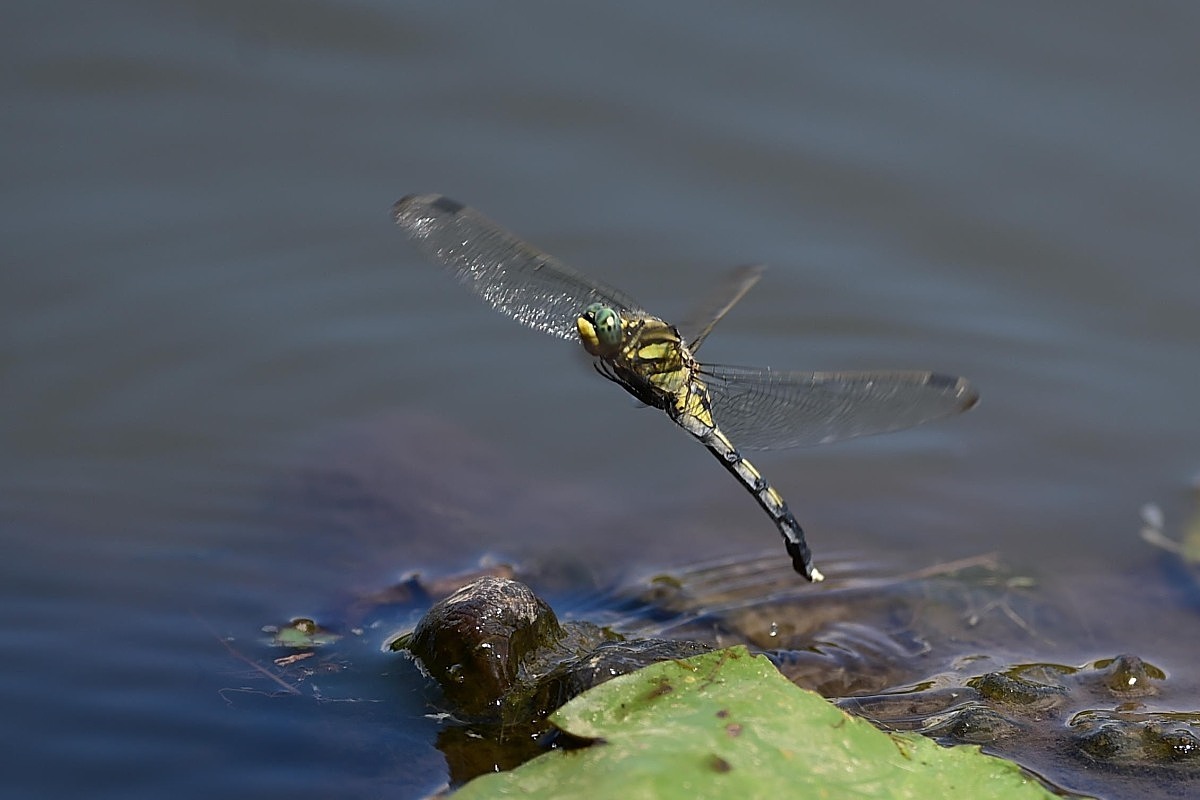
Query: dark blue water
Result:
<box><xmin>5</xmin><ymin>2</ymin><xmax>1200</xmax><ymax>797</ymax></box>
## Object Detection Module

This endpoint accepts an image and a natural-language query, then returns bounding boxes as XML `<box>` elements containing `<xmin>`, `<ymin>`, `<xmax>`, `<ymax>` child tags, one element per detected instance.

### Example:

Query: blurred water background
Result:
<box><xmin>4</xmin><ymin>2</ymin><xmax>1199</xmax><ymax>797</ymax></box>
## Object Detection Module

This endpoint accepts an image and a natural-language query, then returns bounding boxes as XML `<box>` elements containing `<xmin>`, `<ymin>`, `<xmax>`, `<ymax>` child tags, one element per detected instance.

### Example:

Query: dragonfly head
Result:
<box><xmin>577</xmin><ymin>303</ymin><xmax>623</xmax><ymax>357</ymax></box>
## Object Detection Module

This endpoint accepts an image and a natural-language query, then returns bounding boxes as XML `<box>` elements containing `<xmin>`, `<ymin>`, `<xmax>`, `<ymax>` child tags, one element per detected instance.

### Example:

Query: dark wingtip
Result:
<box><xmin>960</xmin><ymin>384</ymin><xmax>981</xmax><ymax>411</ymax></box>
<box><xmin>928</xmin><ymin>373</ymin><xmax>980</xmax><ymax>412</ymax></box>
<box><xmin>430</xmin><ymin>195</ymin><xmax>466</xmax><ymax>214</ymax></box>
<box><xmin>392</xmin><ymin>194</ymin><xmax>466</xmax><ymax>225</ymax></box>
<box><xmin>953</xmin><ymin>378</ymin><xmax>981</xmax><ymax>411</ymax></box>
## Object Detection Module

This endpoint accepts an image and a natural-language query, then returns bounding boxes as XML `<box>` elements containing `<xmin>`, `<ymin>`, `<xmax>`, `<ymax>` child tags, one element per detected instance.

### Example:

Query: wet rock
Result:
<box><xmin>405</xmin><ymin>577</ymin><xmax>570</xmax><ymax>716</ymax></box>
<box><xmin>532</xmin><ymin>638</ymin><xmax>714</xmax><ymax>712</ymax></box>
<box><xmin>922</xmin><ymin>704</ymin><xmax>1023</xmax><ymax>744</ymax></box>
<box><xmin>398</xmin><ymin>576</ymin><xmax>715</xmax><ymax>784</ymax></box>
<box><xmin>968</xmin><ymin>668</ymin><xmax>1071</xmax><ymax>711</ymax></box>
<box><xmin>1073</xmin><ymin>712</ymin><xmax>1200</xmax><ymax>767</ymax></box>
<box><xmin>403</xmin><ymin>576</ymin><xmax>712</xmax><ymax>724</ymax></box>
<box><xmin>1094</xmin><ymin>654</ymin><xmax>1165</xmax><ymax>698</ymax></box>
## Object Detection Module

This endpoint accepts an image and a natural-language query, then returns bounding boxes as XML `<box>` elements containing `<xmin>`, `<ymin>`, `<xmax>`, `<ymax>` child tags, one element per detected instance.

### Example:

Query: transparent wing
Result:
<box><xmin>700</xmin><ymin>365</ymin><xmax>979</xmax><ymax>450</ymax></box>
<box><xmin>679</xmin><ymin>264</ymin><xmax>764</xmax><ymax>353</ymax></box>
<box><xmin>394</xmin><ymin>194</ymin><xmax>645</xmax><ymax>340</ymax></box>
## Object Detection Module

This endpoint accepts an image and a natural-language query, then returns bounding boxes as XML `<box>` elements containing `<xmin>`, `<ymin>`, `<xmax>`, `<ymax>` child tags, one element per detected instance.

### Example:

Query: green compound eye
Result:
<box><xmin>577</xmin><ymin>303</ymin><xmax>621</xmax><ymax>357</ymax></box>
<box><xmin>588</xmin><ymin>304</ymin><xmax>622</xmax><ymax>348</ymax></box>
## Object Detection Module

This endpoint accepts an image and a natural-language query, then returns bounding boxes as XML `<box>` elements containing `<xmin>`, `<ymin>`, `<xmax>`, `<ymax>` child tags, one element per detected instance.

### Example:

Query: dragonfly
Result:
<box><xmin>392</xmin><ymin>194</ymin><xmax>978</xmax><ymax>581</ymax></box>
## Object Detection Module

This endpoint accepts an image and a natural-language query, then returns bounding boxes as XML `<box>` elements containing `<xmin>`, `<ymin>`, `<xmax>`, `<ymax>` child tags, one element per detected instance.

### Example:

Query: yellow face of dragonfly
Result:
<box><xmin>576</xmin><ymin>303</ymin><xmax>623</xmax><ymax>358</ymax></box>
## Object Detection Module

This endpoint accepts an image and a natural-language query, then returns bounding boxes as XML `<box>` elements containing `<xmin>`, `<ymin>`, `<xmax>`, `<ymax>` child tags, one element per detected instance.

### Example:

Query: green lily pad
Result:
<box><xmin>453</xmin><ymin>646</ymin><xmax>1059</xmax><ymax>799</ymax></box>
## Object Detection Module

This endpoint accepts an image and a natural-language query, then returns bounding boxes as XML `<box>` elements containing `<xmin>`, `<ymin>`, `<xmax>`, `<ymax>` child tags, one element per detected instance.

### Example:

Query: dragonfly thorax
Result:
<box><xmin>577</xmin><ymin>303</ymin><xmax>623</xmax><ymax>358</ymax></box>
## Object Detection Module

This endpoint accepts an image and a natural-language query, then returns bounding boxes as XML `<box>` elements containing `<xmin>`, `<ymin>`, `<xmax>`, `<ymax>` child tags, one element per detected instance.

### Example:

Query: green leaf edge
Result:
<box><xmin>452</xmin><ymin>645</ymin><xmax>1062</xmax><ymax>800</ymax></box>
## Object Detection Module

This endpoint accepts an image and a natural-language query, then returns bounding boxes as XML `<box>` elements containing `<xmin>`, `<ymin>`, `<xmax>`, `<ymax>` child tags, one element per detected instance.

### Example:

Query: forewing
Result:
<box><xmin>701</xmin><ymin>365</ymin><xmax>979</xmax><ymax>450</ymax></box>
<box><xmin>394</xmin><ymin>194</ymin><xmax>644</xmax><ymax>340</ymax></box>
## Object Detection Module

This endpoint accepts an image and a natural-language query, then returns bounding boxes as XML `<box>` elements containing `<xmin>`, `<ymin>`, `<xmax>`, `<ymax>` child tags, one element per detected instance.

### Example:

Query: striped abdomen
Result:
<box><xmin>697</xmin><ymin>420</ymin><xmax>822</xmax><ymax>582</ymax></box>
<box><xmin>605</xmin><ymin>312</ymin><xmax>823</xmax><ymax>582</ymax></box>
<box><xmin>666</xmin><ymin>370</ymin><xmax>823</xmax><ymax>582</ymax></box>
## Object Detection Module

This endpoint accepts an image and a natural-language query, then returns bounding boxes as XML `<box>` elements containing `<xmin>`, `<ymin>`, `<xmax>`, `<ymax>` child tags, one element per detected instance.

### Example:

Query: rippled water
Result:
<box><xmin>5</xmin><ymin>2</ymin><xmax>1200</xmax><ymax>797</ymax></box>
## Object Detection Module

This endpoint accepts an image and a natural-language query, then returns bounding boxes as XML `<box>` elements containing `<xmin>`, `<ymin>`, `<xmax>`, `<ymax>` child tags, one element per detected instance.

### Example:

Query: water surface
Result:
<box><xmin>4</xmin><ymin>2</ymin><xmax>1200</xmax><ymax>797</ymax></box>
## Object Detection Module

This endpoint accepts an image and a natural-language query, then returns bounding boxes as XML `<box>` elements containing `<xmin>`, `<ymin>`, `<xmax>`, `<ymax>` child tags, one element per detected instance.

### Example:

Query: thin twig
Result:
<box><xmin>193</xmin><ymin>611</ymin><xmax>301</xmax><ymax>695</ymax></box>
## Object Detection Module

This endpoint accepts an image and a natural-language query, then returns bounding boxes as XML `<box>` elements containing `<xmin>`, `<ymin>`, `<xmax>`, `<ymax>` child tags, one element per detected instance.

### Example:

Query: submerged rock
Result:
<box><xmin>405</xmin><ymin>577</ymin><xmax>568</xmax><ymax>717</ymax></box>
<box><xmin>400</xmin><ymin>576</ymin><xmax>710</xmax><ymax>725</ymax></box>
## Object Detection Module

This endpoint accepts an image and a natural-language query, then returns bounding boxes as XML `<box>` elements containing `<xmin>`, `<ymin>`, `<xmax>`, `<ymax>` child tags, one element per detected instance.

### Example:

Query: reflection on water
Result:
<box><xmin>4</xmin><ymin>1</ymin><xmax>1200</xmax><ymax>797</ymax></box>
